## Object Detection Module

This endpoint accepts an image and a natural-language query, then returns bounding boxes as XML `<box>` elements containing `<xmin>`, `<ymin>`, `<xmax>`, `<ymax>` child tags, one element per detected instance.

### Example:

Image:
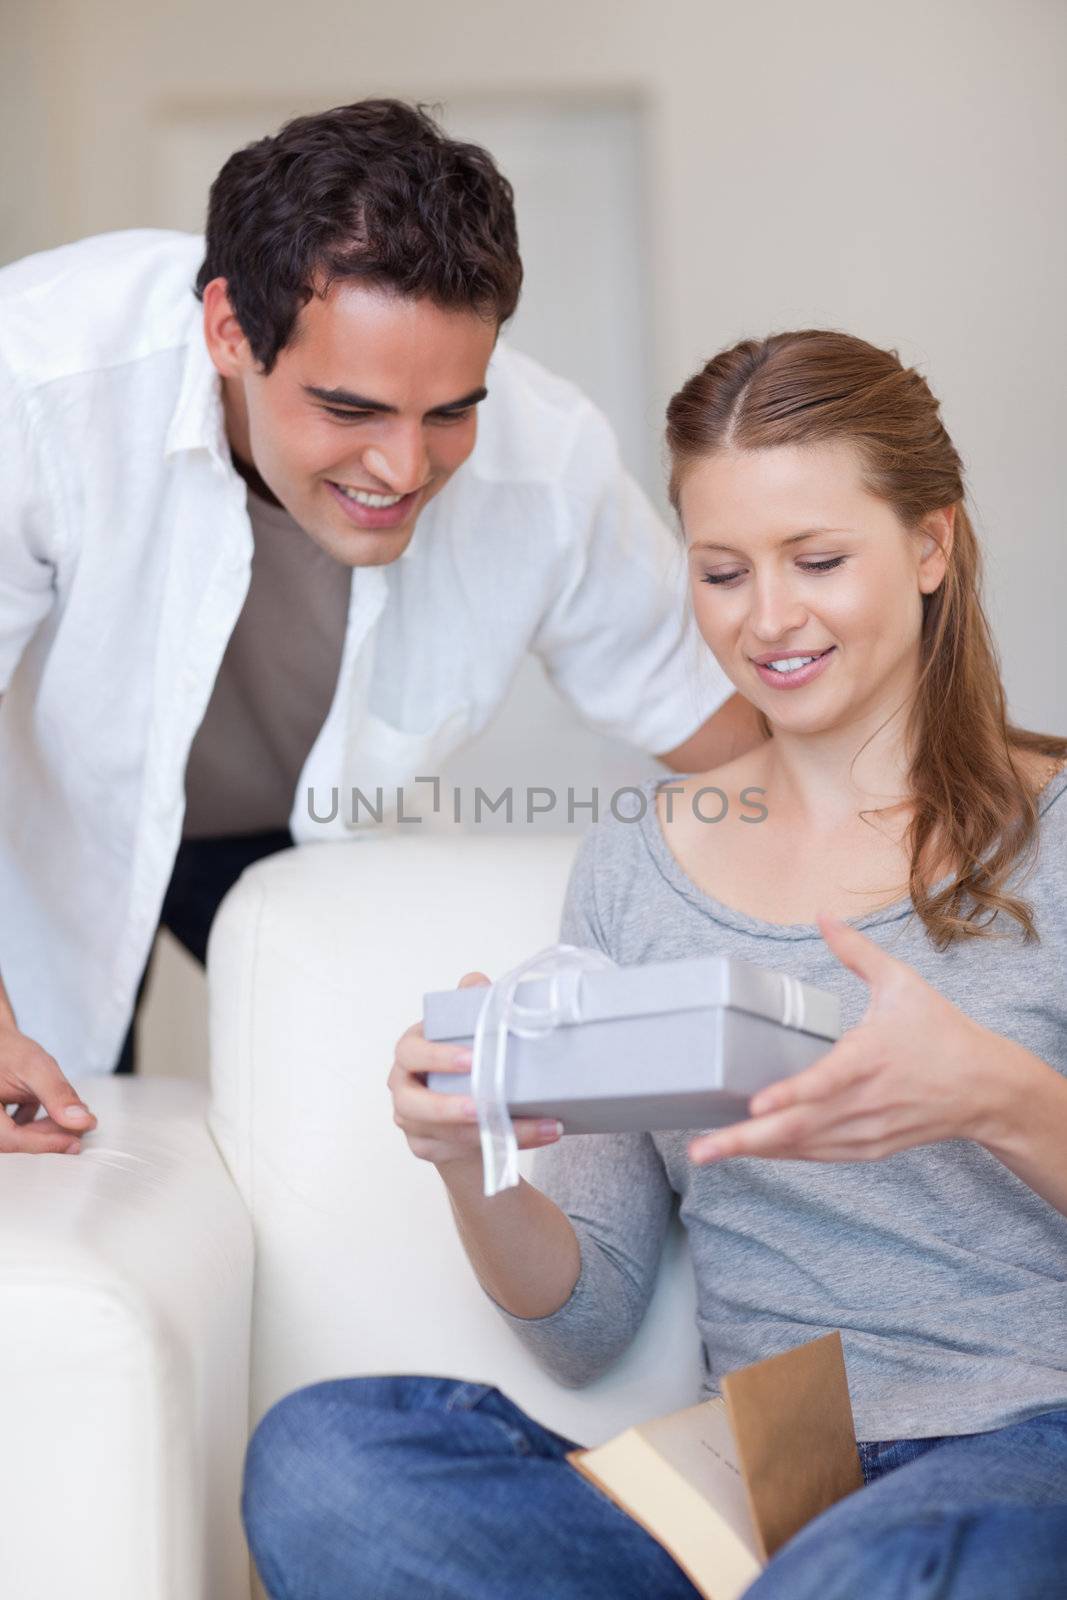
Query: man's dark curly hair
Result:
<box><xmin>194</xmin><ymin>99</ymin><xmax>522</xmax><ymax>372</ymax></box>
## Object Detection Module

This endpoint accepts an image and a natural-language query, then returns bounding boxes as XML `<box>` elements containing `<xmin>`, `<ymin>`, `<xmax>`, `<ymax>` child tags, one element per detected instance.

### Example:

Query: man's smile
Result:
<box><xmin>324</xmin><ymin>479</ymin><xmax>421</xmax><ymax>530</ymax></box>
<box><xmin>328</xmin><ymin>483</ymin><xmax>407</xmax><ymax>508</ymax></box>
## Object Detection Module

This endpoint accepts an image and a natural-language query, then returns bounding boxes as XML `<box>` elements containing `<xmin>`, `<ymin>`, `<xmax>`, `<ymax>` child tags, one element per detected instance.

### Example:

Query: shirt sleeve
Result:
<box><xmin>487</xmin><ymin>824</ymin><xmax>677</xmax><ymax>1387</ymax></box>
<box><xmin>531</xmin><ymin>399</ymin><xmax>733</xmax><ymax>755</ymax></box>
<box><xmin>0</xmin><ymin>360</ymin><xmax>59</xmax><ymax>694</ymax></box>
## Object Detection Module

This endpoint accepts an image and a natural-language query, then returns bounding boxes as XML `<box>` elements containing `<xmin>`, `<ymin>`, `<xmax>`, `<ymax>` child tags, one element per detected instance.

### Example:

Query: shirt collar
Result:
<box><xmin>164</xmin><ymin>326</ymin><xmax>230</xmax><ymax>465</ymax></box>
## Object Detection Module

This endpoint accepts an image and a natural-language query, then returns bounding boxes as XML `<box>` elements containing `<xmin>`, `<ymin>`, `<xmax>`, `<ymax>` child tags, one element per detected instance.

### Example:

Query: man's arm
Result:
<box><xmin>530</xmin><ymin>397</ymin><xmax>757</xmax><ymax>762</ymax></box>
<box><xmin>657</xmin><ymin>691</ymin><xmax>764</xmax><ymax>773</ymax></box>
<box><xmin>0</xmin><ymin>361</ymin><xmax>99</xmax><ymax>1153</ymax></box>
<box><xmin>0</xmin><ymin>360</ymin><xmax>61</xmax><ymax>691</ymax></box>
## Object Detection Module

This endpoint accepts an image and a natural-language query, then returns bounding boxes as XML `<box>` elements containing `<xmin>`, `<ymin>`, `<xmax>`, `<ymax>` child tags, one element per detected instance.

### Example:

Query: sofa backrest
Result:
<box><xmin>208</xmin><ymin>831</ymin><xmax>703</xmax><ymax>1447</ymax></box>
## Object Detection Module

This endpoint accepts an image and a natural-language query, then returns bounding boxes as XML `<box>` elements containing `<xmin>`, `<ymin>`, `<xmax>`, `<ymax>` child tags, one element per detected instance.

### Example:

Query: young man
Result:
<box><xmin>0</xmin><ymin>99</ymin><xmax>757</xmax><ymax>1155</ymax></box>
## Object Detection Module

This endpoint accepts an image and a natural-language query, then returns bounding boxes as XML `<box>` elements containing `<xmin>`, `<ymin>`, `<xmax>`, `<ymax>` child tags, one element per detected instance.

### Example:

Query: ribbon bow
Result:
<box><xmin>471</xmin><ymin>943</ymin><xmax>615</xmax><ymax>1196</ymax></box>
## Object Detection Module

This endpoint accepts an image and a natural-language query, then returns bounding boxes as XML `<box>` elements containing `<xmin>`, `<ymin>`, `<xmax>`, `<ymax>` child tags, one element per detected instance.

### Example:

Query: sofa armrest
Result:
<box><xmin>0</xmin><ymin>1076</ymin><xmax>254</xmax><ymax>1600</ymax></box>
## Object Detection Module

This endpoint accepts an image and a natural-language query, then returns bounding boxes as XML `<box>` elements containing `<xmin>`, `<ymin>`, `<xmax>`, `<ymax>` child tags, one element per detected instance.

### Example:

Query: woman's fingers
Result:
<box><xmin>689</xmin><ymin>1098</ymin><xmax>903</xmax><ymax>1165</ymax></box>
<box><xmin>393</xmin><ymin>1070</ymin><xmax>563</xmax><ymax>1143</ymax></box>
<box><xmin>402</xmin><ymin>1116</ymin><xmax>562</xmax><ymax>1167</ymax></box>
<box><xmin>515</xmin><ymin>1117</ymin><xmax>565</xmax><ymax>1147</ymax></box>
<box><xmin>396</xmin><ymin>1092</ymin><xmax>563</xmax><ymax>1147</ymax></box>
<box><xmin>390</xmin><ymin>972</ymin><xmax>565</xmax><ymax>1168</ymax></box>
<box><xmin>393</xmin><ymin>1072</ymin><xmax>478</xmax><ymax>1128</ymax></box>
<box><xmin>394</xmin><ymin>1023</ymin><xmax>473</xmax><ymax>1079</ymax></box>
<box><xmin>749</xmin><ymin>1036</ymin><xmax>873</xmax><ymax>1116</ymax></box>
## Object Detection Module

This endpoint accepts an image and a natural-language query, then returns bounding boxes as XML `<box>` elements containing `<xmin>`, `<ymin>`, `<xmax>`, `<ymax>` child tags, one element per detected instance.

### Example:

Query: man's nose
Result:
<box><xmin>362</xmin><ymin>428</ymin><xmax>430</xmax><ymax>496</ymax></box>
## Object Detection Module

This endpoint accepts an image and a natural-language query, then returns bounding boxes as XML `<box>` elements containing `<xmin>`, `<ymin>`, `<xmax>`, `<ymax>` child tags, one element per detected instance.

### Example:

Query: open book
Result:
<box><xmin>567</xmin><ymin>1332</ymin><xmax>863</xmax><ymax>1600</ymax></box>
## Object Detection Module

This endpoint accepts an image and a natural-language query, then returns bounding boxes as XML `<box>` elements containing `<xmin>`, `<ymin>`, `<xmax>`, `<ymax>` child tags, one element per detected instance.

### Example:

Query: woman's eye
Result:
<box><xmin>700</xmin><ymin>555</ymin><xmax>847</xmax><ymax>587</ymax></box>
<box><xmin>700</xmin><ymin>571</ymin><xmax>744</xmax><ymax>586</ymax></box>
<box><xmin>798</xmin><ymin>556</ymin><xmax>847</xmax><ymax>573</ymax></box>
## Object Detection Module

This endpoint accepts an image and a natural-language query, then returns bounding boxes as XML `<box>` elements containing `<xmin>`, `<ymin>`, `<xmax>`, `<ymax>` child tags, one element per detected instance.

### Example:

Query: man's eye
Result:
<box><xmin>428</xmin><ymin>408</ymin><xmax>474</xmax><ymax>425</ymax></box>
<box><xmin>320</xmin><ymin>407</ymin><xmax>474</xmax><ymax>424</ymax></box>
<box><xmin>322</xmin><ymin>407</ymin><xmax>375</xmax><ymax>422</ymax></box>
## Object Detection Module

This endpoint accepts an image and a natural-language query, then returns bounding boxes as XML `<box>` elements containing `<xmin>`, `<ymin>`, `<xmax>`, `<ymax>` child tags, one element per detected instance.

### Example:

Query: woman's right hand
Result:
<box><xmin>389</xmin><ymin>971</ymin><xmax>564</xmax><ymax>1172</ymax></box>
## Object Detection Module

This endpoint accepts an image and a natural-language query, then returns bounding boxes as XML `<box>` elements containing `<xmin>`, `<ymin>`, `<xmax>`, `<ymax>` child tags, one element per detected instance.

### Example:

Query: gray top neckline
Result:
<box><xmin>638</xmin><ymin>764</ymin><xmax>1067</xmax><ymax>943</ymax></box>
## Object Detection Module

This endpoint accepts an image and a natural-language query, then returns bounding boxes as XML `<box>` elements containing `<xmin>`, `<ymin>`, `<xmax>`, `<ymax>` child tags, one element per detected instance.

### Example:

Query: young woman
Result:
<box><xmin>242</xmin><ymin>331</ymin><xmax>1067</xmax><ymax>1600</ymax></box>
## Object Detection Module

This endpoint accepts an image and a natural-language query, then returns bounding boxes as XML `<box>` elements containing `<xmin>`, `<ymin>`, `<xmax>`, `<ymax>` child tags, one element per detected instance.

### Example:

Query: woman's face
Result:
<box><xmin>680</xmin><ymin>440</ymin><xmax>952</xmax><ymax>740</ymax></box>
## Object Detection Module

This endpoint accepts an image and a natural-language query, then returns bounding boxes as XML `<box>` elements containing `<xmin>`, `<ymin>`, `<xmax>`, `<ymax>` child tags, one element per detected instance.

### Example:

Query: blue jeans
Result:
<box><xmin>242</xmin><ymin>1376</ymin><xmax>1067</xmax><ymax>1600</ymax></box>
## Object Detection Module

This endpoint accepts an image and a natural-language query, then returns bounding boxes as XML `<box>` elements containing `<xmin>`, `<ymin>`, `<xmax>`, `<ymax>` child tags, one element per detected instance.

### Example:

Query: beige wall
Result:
<box><xmin>5</xmin><ymin>0</ymin><xmax>1066</xmax><ymax>1077</ymax></box>
<box><xmin>10</xmin><ymin>0</ymin><xmax>1066</xmax><ymax>730</ymax></box>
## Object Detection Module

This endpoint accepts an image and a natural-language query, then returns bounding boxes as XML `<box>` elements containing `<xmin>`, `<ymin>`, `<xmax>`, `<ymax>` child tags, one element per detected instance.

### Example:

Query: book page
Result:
<box><xmin>567</xmin><ymin>1333</ymin><xmax>862</xmax><ymax>1599</ymax></box>
<box><xmin>636</xmin><ymin>1399</ymin><xmax>760</xmax><ymax>1556</ymax></box>
<box><xmin>569</xmin><ymin>1400</ymin><xmax>762</xmax><ymax>1600</ymax></box>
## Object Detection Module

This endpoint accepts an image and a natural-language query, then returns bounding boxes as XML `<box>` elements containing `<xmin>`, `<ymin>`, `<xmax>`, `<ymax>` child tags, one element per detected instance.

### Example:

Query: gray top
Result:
<box><xmin>182</xmin><ymin>489</ymin><xmax>350</xmax><ymax>839</ymax></box>
<box><xmin>493</xmin><ymin>765</ymin><xmax>1067</xmax><ymax>1441</ymax></box>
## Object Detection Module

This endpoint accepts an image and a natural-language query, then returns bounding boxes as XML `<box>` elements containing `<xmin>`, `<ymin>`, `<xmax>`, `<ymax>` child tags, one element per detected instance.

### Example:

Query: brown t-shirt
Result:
<box><xmin>182</xmin><ymin>490</ymin><xmax>351</xmax><ymax>839</ymax></box>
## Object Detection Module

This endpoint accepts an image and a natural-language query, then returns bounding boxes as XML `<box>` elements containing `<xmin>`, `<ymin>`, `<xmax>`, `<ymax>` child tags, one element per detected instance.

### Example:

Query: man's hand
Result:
<box><xmin>0</xmin><ymin>1020</ymin><xmax>97</xmax><ymax>1153</ymax></box>
<box><xmin>657</xmin><ymin>692</ymin><xmax>764</xmax><ymax>773</ymax></box>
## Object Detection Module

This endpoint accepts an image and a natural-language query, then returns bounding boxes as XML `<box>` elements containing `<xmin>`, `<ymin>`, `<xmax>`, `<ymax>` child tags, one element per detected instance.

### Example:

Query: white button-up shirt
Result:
<box><xmin>0</xmin><ymin>230</ymin><xmax>729</xmax><ymax>1077</ymax></box>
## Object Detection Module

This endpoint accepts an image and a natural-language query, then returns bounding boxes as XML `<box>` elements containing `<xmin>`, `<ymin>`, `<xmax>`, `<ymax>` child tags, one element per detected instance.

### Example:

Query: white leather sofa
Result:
<box><xmin>0</xmin><ymin>833</ymin><xmax>702</xmax><ymax>1599</ymax></box>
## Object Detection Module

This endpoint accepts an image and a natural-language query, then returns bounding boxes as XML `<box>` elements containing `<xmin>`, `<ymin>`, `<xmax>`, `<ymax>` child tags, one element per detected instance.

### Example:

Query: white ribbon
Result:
<box><xmin>471</xmin><ymin>943</ymin><xmax>615</xmax><ymax>1197</ymax></box>
<box><xmin>777</xmin><ymin>973</ymin><xmax>806</xmax><ymax>1032</ymax></box>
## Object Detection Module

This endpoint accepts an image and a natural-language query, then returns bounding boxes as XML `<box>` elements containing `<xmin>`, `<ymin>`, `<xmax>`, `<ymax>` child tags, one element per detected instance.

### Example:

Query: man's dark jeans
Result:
<box><xmin>113</xmin><ymin>829</ymin><xmax>293</xmax><ymax>1074</ymax></box>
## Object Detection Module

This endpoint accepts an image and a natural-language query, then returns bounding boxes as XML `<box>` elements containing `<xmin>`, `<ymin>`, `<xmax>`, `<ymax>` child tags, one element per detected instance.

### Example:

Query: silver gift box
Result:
<box><xmin>424</xmin><ymin>955</ymin><xmax>841</xmax><ymax>1135</ymax></box>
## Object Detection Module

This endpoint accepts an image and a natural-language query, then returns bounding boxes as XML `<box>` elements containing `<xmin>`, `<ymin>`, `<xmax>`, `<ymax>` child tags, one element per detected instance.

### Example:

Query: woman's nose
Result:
<box><xmin>748</xmin><ymin>575</ymin><xmax>808</xmax><ymax>640</ymax></box>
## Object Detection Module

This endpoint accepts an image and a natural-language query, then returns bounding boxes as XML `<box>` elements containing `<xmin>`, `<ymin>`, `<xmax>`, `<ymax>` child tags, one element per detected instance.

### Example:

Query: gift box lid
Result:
<box><xmin>423</xmin><ymin>953</ymin><xmax>840</xmax><ymax>1044</ymax></box>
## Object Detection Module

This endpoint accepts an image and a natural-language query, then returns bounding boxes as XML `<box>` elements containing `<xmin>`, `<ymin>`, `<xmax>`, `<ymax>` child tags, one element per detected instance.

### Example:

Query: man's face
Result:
<box><xmin>206</xmin><ymin>280</ymin><xmax>497</xmax><ymax>566</ymax></box>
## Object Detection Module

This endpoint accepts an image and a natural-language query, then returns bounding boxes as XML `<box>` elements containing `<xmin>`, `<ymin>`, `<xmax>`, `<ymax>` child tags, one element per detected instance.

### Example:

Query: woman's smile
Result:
<box><xmin>751</xmin><ymin>645</ymin><xmax>836</xmax><ymax>689</ymax></box>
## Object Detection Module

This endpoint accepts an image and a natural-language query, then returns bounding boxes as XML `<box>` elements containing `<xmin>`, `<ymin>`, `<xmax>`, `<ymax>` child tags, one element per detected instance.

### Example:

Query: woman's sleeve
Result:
<box><xmin>487</xmin><ymin>823</ymin><xmax>677</xmax><ymax>1387</ymax></box>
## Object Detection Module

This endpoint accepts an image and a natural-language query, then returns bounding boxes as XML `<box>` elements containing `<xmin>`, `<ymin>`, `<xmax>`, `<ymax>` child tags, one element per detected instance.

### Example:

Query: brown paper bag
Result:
<box><xmin>567</xmin><ymin>1332</ymin><xmax>863</xmax><ymax>1600</ymax></box>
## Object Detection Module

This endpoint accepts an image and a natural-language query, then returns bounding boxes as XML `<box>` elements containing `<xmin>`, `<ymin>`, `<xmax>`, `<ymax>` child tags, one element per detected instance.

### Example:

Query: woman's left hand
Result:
<box><xmin>688</xmin><ymin>912</ymin><xmax>1019</xmax><ymax>1167</ymax></box>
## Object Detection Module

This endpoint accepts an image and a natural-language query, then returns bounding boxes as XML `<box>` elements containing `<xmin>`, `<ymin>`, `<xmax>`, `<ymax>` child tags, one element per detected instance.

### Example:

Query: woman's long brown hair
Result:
<box><xmin>665</xmin><ymin>330</ymin><xmax>1066</xmax><ymax>949</ymax></box>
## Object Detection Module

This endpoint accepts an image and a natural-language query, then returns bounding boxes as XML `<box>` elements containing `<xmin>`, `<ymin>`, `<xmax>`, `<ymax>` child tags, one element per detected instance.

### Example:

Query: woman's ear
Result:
<box><xmin>917</xmin><ymin>503</ymin><xmax>955</xmax><ymax>594</ymax></box>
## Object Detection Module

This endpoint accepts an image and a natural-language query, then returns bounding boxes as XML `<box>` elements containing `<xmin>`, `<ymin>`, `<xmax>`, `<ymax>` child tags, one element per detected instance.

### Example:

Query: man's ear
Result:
<box><xmin>201</xmin><ymin>277</ymin><xmax>250</xmax><ymax>378</ymax></box>
<box><xmin>917</xmin><ymin>503</ymin><xmax>955</xmax><ymax>595</ymax></box>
